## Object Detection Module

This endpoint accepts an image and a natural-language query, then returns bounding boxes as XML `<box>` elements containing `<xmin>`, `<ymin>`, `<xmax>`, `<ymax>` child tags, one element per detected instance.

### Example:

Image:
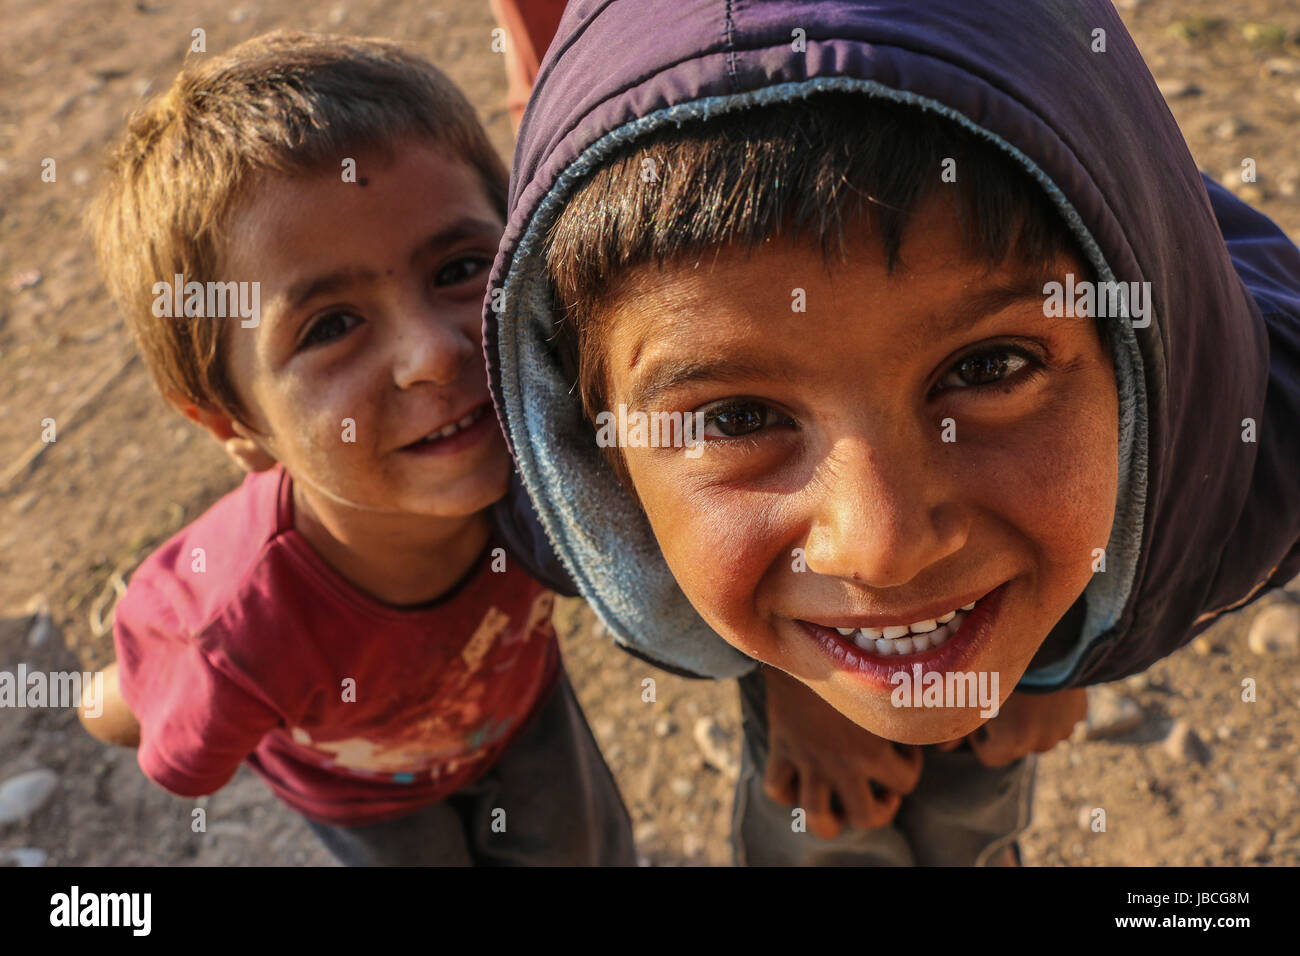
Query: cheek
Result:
<box><xmin>626</xmin><ymin>454</ymin><xmax>781</xmax><ymax>639</ymax></box>
<box><xmin>977</xmin><ymin>378</ymin><xmax>1118</xmax><ymax>579</ymax></box>
<box><xmin>270</xmin><ymin>374</ymin><xmax>382</xmax><ymax>473</ymax></box>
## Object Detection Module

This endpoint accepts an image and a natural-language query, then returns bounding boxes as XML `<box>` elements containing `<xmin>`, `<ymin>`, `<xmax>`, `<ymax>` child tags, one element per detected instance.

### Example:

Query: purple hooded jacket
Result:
<box><xmin>487</xmin><ymin>0</ymin><xmax>1300</xmax><ymax>689</ymax></box>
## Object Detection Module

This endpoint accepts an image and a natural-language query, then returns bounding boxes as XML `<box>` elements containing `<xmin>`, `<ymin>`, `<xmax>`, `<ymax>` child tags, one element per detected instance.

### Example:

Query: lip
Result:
<box><xmin>397</xmin><ymin>401</ymin><xmax>496</xmax><ymax>456</ymax></box>
<box><xmin>797</xmin><ymin>581</ymin><xmax>1009</xmax><ymax>690</ymax></box>
<box><xmin>806</xmin><ymin>587</ymin><xmax>995</xmax><ymax>631</ymax></box>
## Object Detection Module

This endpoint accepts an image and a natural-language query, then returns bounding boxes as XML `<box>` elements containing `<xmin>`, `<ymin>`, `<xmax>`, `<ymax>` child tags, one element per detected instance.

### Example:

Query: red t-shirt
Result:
<box><xmin>113</xmin><ymin>466</ymin><xmax>560</xmax><ymax>826</ymax></box>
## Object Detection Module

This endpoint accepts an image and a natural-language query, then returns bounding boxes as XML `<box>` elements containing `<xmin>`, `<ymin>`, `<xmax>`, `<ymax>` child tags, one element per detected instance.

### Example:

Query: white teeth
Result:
<box><xmin>825</xmin><ymin>597</ymin><xmax>980</xmax><ymax>657</ymax></box>
<box><xmin>962</xmin><ymin>602</ymin><xmax>976</xmax><ymax>611</ymax></box>
<box><xmin>419</xmin><ymin>407</ymin><xmax>482</xmax><ymax>444</ymax></box>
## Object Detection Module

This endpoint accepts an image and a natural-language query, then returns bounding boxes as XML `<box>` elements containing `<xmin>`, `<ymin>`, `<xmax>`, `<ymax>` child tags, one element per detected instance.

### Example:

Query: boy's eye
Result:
<box><xmin>699</xmin><ymin>399</ymin><xmax>792</xmax><ymax>439</ymax></box>
<box><xmin>301</xmin><ymin>310</ymin><xmax>363</xmax><ymax>349</ymax></box>
<box><xmin>937</xmin><ymin>345</ymin><xmax>1039</xmax><ymax>390</ymax></box>
<box><xmin>434</xmin><ymin>256</ymin><xmax>491</xmax><ymax>287</ymax></box>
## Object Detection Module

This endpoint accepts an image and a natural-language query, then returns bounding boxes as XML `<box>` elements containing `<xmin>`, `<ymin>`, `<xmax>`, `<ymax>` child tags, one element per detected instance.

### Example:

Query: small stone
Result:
<box><xmin>693</xmin><ymin>717</ymin><xmax>740</xmax><ymax>778</ymax></box>
<box><xmin>670</xmin><ymin>777</ymin><xmax>694</xmax><ymax>799</ymax></box>
<box><xmin>26</xmin><ymin>599</ymin><xmax>53</xmax><ymax>648</ymax></box>
<box><xmin>1124</xmin><ymin>673</ymin><xmax>1151</xmax><ymax>692</ymax></box>
<box><xmin>634</xmin><ymin>820</ymin><xmax>659</xmax><ymax>843</ymax></box>
<box><xmin>1211</xmin><ymin>117</ymin><xmax>1252</xmax><ymax>141</ymax></box>
<box><xmin>1245</xmin><ymin>828</ymin><xmax>1273</xmax><ymax>862</ymax></box>
<box><xmin>1156</xmin><ymin>79</ymin><xmax>1202</xmax><ymax>99</ymax></box>
<box><xmin>8</xmin><ymin>269</ymin><xmax>42</xmax><ymax>292</ymax></box>
<box><xmin>1162</xmin><ymin>720</ymin><xmax>1211</xmax><ymax>765</ymax></box>
<box><xmin>1263</xmin><ymin>57</ymin><xmax>1300</xmax><ymax>77</ymax></box>
<box><xmin>1247</xmin><ymin>603</ymin><xmax>1300</xmax><ymax>657</ymax></box>
<box><xmin>654</xmin><ymin>718</ymin><xmax>676</xmax><ymax>738</ymax></box>
<box><xmin>1255</xmin><ymin>735</ymin><xmax>1270</xmax><ymax>750</ymax></box>
<box><xmin>1083</xmin><ymin>687</ymin><xmax>1145</xmax><ymax>739</ymax></box>
<box><xmin>0</xmin><ymin>769</ymin><xmax>58</xmax><ymax>824</ymax></box>
<box><xmin>1215</xmin><ymin>725</ymin><xmax>1232</xmax><ymax>741</ymax></box>
<box><xmin>0</xmin><ymin>848</ymin><xmax>47</xmax><ymax>867</ymax></box>
<box><xmin>1191</xmin><ymin>635</ymin><xmax>1214</xmax><ymax>656</ymax></box>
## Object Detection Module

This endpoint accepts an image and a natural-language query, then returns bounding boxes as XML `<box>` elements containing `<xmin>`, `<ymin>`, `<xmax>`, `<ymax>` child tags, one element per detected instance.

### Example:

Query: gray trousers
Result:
<box><xmin>306</xmin><ymin>670</ymin><xmax>636</xmax><ymax>866</ymax></box>
<box><xmin>732</xmin><ymin>668</ymin><xmax>1037</xmax><ymax>866</ymax></box>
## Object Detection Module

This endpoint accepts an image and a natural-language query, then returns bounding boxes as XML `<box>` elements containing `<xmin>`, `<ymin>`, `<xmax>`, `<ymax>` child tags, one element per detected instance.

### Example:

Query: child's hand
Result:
<box><xmin>77</xmin><ymin>661</ymin><xmax>141</xmax><ymax>748</ymax></box>
<box><xmin>936</xmin><ymin>687</ymin><xmax>1086</xmax><ymax>766</ymax></box>
<box><xmin>761</xmin><ymin>666</ymin><xmax>922</xmax><ymax>839</ymax></box>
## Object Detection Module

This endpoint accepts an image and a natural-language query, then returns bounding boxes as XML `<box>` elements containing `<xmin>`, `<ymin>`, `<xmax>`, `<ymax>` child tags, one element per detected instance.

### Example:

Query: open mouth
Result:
<box><xmin>797</xmin><ymin>582</ymin><xmax>1009</xmax><ymax>684</ymax></box>
<box><xmin>400</xmin><ymin>403</ymin><xmax>493</xmax><ymax>453</ymax></box>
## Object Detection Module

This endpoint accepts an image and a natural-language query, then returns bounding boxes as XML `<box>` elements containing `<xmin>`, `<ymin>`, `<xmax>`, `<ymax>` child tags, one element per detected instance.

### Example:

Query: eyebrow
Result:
<box><xmin>625</xmin><ymin>265</ymin><xmax>1067</xmax><ymax>409</ymax></box>
<box><xmin>922</xmin><ymin>267</ymin><xmax>1066</xmax><ymax>341</ymax></box>
<box><xmin>627</xmin><ymin>356</ymin><xmax>805</xmax><ymax>410</ymax></box>
<box><xmin>282</xmin><ymin>215</ymin><xmax>502</xmax><ymax>310</ymax></box>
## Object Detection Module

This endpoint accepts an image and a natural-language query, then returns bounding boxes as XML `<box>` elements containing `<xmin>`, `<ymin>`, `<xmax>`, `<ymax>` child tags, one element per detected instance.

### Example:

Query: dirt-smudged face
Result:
<box><xmin>220</xmin><ymin>139</ymin><xmax>510</xmax><ymax>521</ymax></box>
<box><xmin>600</xmin><ymin>195</ymin><xmax>1118</xmax><ymax>743</ymax></box>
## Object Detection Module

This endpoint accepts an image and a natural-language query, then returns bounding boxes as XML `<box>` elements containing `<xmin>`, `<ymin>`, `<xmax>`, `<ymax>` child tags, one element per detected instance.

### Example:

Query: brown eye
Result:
<box><xmin>939</xmin><ymin>346</ymin><xmax>1035</xmax><ymax>391</ymax></box>
<box><xmin>699</xmin><ymin>400</ymin><xmax>793</xmax><ymax>439</ymax></box>
<box><xmin>301</xmin><ymin>310</ymin><xmax>362</xmax><ymax>349</ymax></box>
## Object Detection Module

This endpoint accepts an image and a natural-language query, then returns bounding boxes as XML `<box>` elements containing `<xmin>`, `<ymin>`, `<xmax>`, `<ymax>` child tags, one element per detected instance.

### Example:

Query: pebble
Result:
<box><xmin>1124</xmin><ymin>673</ymin><xmax>1151</xmax><ymax>692</ymax></box>
<box><xmin>654</xmin><ymin>718</ymin><xmax>676</xmax><ymax>738</ymax></box>
<box><xmin>1263</xmin><ymin>57</ymin><xmax>1300</xmax><ymax>77</ymax></box>
<box><xmin>0</xmin><ymin>769</ymin><xmax>58</xmax><ymax>825</ymax></box>
<box><xmin>0</xmin><ymin>848</ymin><xmax>47</xmax><ymax>867</ymax></box>
<box><xmin>1156</xmin><ymin>79</ymin><xmax>1202</xmax><ymax>99</ymax></box>
<box><xmin>27</xmin><ymin>599</ymin><xmax>53</xmax><ymax>648</ymax></box>
<box><xmin>1082</xmin><ymin>687</ymin><xmax>1145</xmax><ymax>740</ymax></box>
<box><xmin>1162</xmin><ymin>720</ymin><xmax>1211</xmax><ymax>765</ymax></box>
<box><xmin>1247</xmin><ymin>603</ymin><xmax>1300</xmax><ymax>657</ymax></box>
<box><xmin>670</xmin><ymin>777</ymin><xmax>694</xmax><ymax>799</ymax></box>
<box><xmin>634</xmin><ymin>821</ymin><xmax>659</xmax><ymax>843</ymax></box>
<box><xmin>1191</xmin><ymin>635</ymin><xmax>1214</xmax><ymax>656</ymax></box>
<box><xmin>1215</xmin><ymin>725</ymin><xmax>1232</xmax><ymax>741</ymax></box>
<box><xmin>693</xmin><ymin>717</ymin><xmax>740</xmax><ymax>778</ymax></box>
<box><xmin>8</xmin><ymin>269</ymin><xmax>42</xmax><ymax>292</ymax></box>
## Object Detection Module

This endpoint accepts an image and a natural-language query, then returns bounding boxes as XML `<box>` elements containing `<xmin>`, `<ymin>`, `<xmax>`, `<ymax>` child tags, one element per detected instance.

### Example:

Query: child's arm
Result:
<box><xmin>936</xmin><ymin>686</ymin><xmax>1087</xmax><ymax>766</ymax></box>
<box><xmin>761</xmin><ymin>665</ymin><xmax>923</xmax><ymax>839</ymax></box>
<box><xmin>76</xmin><ymin>660</ymin><xmax>141</xmax><ymax>748</ymax></box>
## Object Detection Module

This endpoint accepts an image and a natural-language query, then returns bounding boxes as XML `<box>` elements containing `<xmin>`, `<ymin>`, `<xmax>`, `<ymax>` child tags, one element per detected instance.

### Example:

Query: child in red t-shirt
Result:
<box><xmin>77</xmin><ymin>31</ymin><xmax>633</xmax><ymax>865</ymax></box>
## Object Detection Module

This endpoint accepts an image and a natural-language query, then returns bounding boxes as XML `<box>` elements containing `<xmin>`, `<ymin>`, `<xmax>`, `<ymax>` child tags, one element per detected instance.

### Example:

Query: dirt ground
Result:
<box><xmin>2</xmin><ymin>0</ymin><xmax>1298</xmax><ymax>867</ymax></box>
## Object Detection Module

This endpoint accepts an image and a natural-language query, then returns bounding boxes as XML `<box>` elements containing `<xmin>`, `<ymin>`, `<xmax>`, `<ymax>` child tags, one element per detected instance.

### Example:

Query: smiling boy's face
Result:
<box><xmin>600</xmin><ymin>195</ymin><xmax>1118</xmax><ymax>743</ymax></box>
<box><xmin>216</xmin><ymin>138</ymin><xmax>511</xmax><ymax>519</ymax></box>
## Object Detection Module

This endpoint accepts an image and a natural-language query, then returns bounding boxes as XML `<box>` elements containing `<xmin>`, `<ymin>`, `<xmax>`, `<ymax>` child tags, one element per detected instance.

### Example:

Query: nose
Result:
<box><xmin>802</xmin><ymin>435</ymin><xmax>967</xmax><ymax>588</ymax></box>
<box><xmin>389</xmin><ymin>302</ymin><xmax>476</xmax><ymax>390</ymax></box>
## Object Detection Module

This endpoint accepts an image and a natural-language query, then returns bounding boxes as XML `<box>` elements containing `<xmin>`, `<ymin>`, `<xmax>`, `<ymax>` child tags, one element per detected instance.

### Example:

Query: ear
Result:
<box><xmin>170</xmin><ymin>395</ymin><xmax>279</xmax><ymax>473</ymax></box>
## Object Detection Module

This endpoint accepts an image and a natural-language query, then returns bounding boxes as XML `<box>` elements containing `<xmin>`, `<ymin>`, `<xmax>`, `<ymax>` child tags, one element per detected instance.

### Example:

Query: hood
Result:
<box><xmin>485</xmin><ymin>0</ymin><xmax>1300</xmax><ymax>686</ymax></box>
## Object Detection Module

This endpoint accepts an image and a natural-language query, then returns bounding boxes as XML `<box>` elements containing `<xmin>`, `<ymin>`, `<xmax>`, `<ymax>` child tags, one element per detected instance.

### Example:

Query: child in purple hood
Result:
<box><xmin>488</xmin><ymin>0</ymin><xmax>1300</xmax><ymax>864</ymax></box>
